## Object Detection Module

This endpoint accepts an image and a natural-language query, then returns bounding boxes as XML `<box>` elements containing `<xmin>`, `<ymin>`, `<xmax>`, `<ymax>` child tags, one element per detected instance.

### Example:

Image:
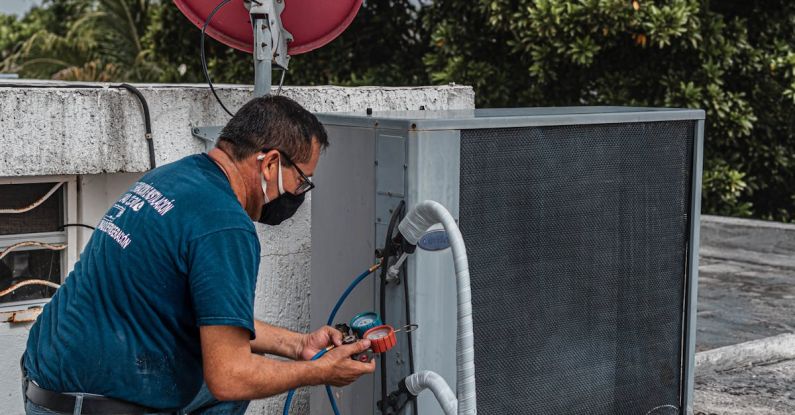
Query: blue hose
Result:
<box><xmin>283</xmin><ymin>265</ymin><xmax>379</xmax><ymax>415</ymax></box>
<box><xmin>283</xmin><ymin>348</ymin><xmax>329</xmax><ymax>415</ymax></box>
<box><xmin>326</xmin><ymin>266</ymin><xmax>378</xmax><ymax>326</ymax></box>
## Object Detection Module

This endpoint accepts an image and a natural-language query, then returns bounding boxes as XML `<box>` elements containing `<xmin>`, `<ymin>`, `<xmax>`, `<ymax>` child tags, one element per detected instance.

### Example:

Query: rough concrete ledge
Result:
<box><xmin>694</xmin><ymin>333</ymin><xmax>795</xmax><ymax>415</ymax></box>
<box><xmin>696</xmin><ymin>332</ymin><xmax>795</xmax><ymax>372</ymax></box>
<box><xmin>0</xmin><ymin>80</ymin><xmax>474</xmax><ymax>177</ymax></box>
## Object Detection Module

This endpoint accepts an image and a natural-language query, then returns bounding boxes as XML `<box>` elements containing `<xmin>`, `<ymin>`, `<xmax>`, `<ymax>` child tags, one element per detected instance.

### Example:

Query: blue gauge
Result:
<box><xmin>350</xmin><ymin>311</ymin><xmax>382</xmax><ymax>338</ymax></box>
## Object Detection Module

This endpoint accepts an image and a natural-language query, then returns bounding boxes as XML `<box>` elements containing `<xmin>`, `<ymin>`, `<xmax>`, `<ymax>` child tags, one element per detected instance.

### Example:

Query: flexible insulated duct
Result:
<box><xmin>398</xmin><ymin>200</ymin><xmax>476</xmax><ymax>414</ymax></box>
<box><xmin>404</xmin><ymin>370</ymin><xmax>458</xmax><ymax>415</ymax></box>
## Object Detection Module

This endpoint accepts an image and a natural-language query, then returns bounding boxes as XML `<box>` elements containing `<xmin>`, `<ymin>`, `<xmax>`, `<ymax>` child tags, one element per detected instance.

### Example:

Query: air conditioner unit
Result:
<box><xmin>311</xmin><ymin>107</ymin><xmax>704</xmax><ymax>415</ymax></box>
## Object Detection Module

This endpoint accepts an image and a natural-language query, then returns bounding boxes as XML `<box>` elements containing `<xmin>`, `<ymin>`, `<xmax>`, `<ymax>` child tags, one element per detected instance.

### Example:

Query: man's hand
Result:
<box><xmin>314</xmin><ymin>340</ymin><xmax>376</xmax><ymax>387</ymax></box>
<box><xmin>298</xmin><ymin>326</ymin><xmax>343</xmax><ymax>360</ymax></box>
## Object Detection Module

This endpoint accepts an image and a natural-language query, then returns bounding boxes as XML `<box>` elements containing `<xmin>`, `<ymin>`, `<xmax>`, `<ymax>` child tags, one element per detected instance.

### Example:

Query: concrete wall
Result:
<box><xmin>0</xmin><ymin>82</ymin><xmax>474</xmax><ymax>176</ymax></box>
<box><xmin>0</xmin><ymin>81</ymin><xmax>475</xmax><ymax>414</ymax></box>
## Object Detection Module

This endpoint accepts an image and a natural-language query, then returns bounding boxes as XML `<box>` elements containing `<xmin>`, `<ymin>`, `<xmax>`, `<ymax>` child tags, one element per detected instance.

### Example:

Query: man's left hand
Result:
<box><xmin>298</xmin><ymin>326</ymin><xmax>343</xmax><ymax>360</ymax></box>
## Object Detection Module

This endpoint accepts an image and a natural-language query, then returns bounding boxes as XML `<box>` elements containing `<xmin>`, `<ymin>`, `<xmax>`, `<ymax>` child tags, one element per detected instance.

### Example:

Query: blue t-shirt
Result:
<box><xmin>24</xmin><ymin>154</ymin><xmax>260</xmax><ymax>409</ymax></box>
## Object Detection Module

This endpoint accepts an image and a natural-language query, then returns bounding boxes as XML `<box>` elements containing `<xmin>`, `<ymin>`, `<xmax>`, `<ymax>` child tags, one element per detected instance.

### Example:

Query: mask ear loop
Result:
<box><xmin>257</xmin><ymin>153</ymin><xmax>270</xmax><ymax>204</ymax></box>
<box><xmin>277</xmin><ymin>156</ymin><xmax>285</xmax><ymax>195</ymax></box>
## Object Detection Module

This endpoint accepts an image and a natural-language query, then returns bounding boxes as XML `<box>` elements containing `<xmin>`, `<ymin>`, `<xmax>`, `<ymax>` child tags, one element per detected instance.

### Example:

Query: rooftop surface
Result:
<box><xmin>694</xmin><ymin>215</ymin><xmax>795</xmax><ymax>414</ymax></box>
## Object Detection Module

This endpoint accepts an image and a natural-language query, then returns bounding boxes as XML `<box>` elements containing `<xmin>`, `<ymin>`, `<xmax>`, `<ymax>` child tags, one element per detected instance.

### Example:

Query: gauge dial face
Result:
<box><xmin>365</xmin><ymin>328</ymin><xmax>391</xmax><ymax>340</ymax></box>
<box><xmin>353</xmin><ymin>317</ymin><xmax>374</xmax><ymax>327</ymax></box>
<box><xmin>350</xmin><ymin>312</ymin><xmax>381</xmax><ymax>337</ymax></box>
<box><xmin>362</xmin><ymin>324</ymin><xmax>396</xmax><ymax>353</ymax></box>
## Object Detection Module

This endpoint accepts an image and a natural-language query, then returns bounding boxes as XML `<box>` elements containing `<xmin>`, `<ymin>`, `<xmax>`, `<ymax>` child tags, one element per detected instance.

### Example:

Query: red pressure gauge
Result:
<box><xmin>362</xmin><ymin>325</ymin><xmax>397</xmax><ymax>354</ymax></box>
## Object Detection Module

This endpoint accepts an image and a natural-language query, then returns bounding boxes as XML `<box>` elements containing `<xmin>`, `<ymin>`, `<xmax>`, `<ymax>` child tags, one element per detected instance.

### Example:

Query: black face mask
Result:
<box><xmin>258</xmin><ymin>192</ymin><xmax>305</xmax><ymax>226</ymax></box>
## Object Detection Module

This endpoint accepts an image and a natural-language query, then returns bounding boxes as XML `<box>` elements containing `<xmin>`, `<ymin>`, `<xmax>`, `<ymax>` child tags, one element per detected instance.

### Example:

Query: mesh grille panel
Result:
<box><xmin>459</xmin><ymin>121</ymin><xmax>694</xmax><ymax>414</ymax></box>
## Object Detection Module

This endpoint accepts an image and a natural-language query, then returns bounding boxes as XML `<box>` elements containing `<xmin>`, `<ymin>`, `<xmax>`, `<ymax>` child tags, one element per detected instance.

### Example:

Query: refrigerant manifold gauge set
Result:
<box><xmin>335</xmin><ymin>311</ymin><xmax>417</xmax><ymax>362</ymax></box>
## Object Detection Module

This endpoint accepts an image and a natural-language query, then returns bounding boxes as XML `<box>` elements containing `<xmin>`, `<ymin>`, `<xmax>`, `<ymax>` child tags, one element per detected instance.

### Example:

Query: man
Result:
<box><xmin>22</xmin><ymin>96</ymin><xmax>375</xmax><ymax>414</ymax></box>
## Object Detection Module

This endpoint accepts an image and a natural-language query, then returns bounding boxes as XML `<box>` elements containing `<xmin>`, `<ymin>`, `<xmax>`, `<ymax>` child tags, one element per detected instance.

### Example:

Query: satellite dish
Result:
<box><xmin>173</xmin><ymin>0</ymin><xmax>362</xmax><ymax>55</ymax></box>
<box><xmin>178</xmin><ymin>0</ymin><xmax>361</xmax><ymax>142</ymax></box>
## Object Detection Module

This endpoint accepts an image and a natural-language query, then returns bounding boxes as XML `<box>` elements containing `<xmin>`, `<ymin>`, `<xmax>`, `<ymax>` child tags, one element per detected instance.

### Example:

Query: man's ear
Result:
<box><xmin>258</xmin><ymin>150</ymin><xmax>280</xmax><ymax>181</ymax></box>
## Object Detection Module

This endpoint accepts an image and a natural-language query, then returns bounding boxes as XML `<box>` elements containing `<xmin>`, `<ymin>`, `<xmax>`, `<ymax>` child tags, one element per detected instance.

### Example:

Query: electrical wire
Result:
<box><xmin>378</xmin><ymin>200</ymin><xmax>413</xmax><ymax>414</ymax></box>
<box><xmin>0</xmin><ymin>279</ymin><xmax>61</xmax><ymax>298</ymax></box>
<box><xmin>0</xmin><ymin>83</ymin><xmax>156</xmax><ymax>170</ymax></box>
<box><xmin>283</xmin><ymin>262</ymin><xmax>382</xmax><ymax>415</ymax></box>
<box><xmin>276</xmin><ymin>68</ymin><xmax>286</xmax><ymax>95</ymax></box>
<box><xmin>201</xmin><ymin>0</ymin><xmax>285</xmax><ymax>101</ymax></box>
<box><xmin>118</xmin><ymin>83</ymin><xmax>156</xmax><ymax>169</ymax></box>
<box><xmin>201</xmin><ymin>0</ymin><xmax>235</xmax><ymax>117</ymax></box>
<box><xmin>0</xmin><ymin>182</ymin><xmax>64</xmax><ymax>214</ymax></box>
<box><xmin>58</xmin><ymin>224</ymin><xmax>96</xmax><ymax>231</ymax></box>
<box><xmin>396</xmin><ymin>204</ymin><xmax>417</xmax><ymax>415</ymax></box>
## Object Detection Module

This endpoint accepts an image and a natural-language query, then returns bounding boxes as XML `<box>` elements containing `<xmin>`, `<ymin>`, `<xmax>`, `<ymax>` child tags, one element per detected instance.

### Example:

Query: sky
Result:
<box><xmin>0</xmin><ymin>0</ymin><xmax>43</xmax><ymax>16</ymax></box>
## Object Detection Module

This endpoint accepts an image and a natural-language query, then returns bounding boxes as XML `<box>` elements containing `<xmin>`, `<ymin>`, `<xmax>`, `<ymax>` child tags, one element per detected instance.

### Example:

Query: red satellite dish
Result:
<box><xmin>173</xmin><ymin>0</ymin><xmax>362</xmax><ymax>55</ymax></box>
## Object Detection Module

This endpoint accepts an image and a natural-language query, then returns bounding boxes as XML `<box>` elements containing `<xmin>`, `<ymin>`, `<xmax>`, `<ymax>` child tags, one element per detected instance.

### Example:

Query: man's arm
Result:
<box><xmin>250</xmin><ymin>320</ymin><xmax>303</xmax><ymax>358</ymax></box>
<box><xmin>251</xmin><ymin>319</ymin><xmax>344</xmax><ymax>361</ymax></box>
<box><xmin>201</xmin><ymin>325</ymin><xmax>374</xmax><ymax>401</ymax></box>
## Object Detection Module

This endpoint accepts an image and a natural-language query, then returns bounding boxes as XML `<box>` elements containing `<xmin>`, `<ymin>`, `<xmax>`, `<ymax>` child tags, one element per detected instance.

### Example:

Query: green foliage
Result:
<box><xmin>142</xmin><ymin>1</ymin><xmax>249</xmax><ymax>84</ymax></box>
<box><xmin>143</xmin><ymin>0</ymin><xmax>428</xmax><ymax>87</ymax></box>
<box><xmin>702</xmin><ymin>159</ymin><xmax>753</xmax><ymax>217</ymax></box>
<box><xmin>424</xmin><ymin>0</ymin><xmax>795</xmax><ymax>222</ymax></box>
<box><xmin>0</xmin><ymin>8</ymin><xmax>50</xmax><ymax>63</ymax></box>
<box><xmin>2</xmin><ymin>0</ymin><xmax>157</xmax><ymax>81</ymax></box>
<box><xmin>1</xmin><ymin>0</ymin><xmax>793</xmax><ymax>221</ymax></box>
<box><xmin>286</xmin><ymin>0</ymin><xmax>430</xmax><ymax>86</ymax></box>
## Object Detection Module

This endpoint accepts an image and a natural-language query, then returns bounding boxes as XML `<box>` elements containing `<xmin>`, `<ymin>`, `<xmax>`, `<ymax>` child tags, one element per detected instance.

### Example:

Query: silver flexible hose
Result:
<box><xmin>404</xmin><ymin>370</ymin><xmax>458</xmax><ymax>415</ymax></box>
<box><xmin>398</xmin><ymin>200</ymin><xmax>476</xmax><ymax>414</ymax></box>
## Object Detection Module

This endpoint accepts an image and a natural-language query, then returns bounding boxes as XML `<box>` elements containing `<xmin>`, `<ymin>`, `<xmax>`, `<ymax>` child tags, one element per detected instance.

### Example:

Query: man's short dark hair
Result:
<box><xmin>218</xmin><ymin>95</ymin><xmax>329</xmax><ymax>163</ymax></box>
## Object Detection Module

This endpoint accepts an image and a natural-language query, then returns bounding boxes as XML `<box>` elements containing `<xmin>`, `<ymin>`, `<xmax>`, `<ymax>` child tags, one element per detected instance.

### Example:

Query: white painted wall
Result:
<box><xmin>0</xmin><ymin>81</ymin><xmax>475</xmax><ymax>414</ymax></box>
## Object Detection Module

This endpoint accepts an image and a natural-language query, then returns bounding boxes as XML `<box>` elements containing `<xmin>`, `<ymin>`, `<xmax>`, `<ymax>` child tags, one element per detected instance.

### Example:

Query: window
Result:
<box><xmin>0</xmin><ymin>176</ymin><xmax>77</xmax><ymax>318</ymax></box>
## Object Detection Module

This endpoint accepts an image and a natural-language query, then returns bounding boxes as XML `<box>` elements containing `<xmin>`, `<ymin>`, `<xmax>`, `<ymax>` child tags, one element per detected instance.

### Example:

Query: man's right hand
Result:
<box><xmin>200</xmin><ymin>325</ymin><xmax>376</xmax><ymax>401</ymax></box>
<box><xmin>315</xmin><ymin>339</ymin><xmax>376</xmax><ymax>387</ymax></box>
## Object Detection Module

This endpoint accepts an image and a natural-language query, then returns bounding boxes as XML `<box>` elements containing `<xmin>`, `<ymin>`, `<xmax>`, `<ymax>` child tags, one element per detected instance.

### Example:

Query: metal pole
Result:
<box><xmin>253</xmin><ymin>17</ymin><xmax>272</xmax><ymax>97</ymax></box>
